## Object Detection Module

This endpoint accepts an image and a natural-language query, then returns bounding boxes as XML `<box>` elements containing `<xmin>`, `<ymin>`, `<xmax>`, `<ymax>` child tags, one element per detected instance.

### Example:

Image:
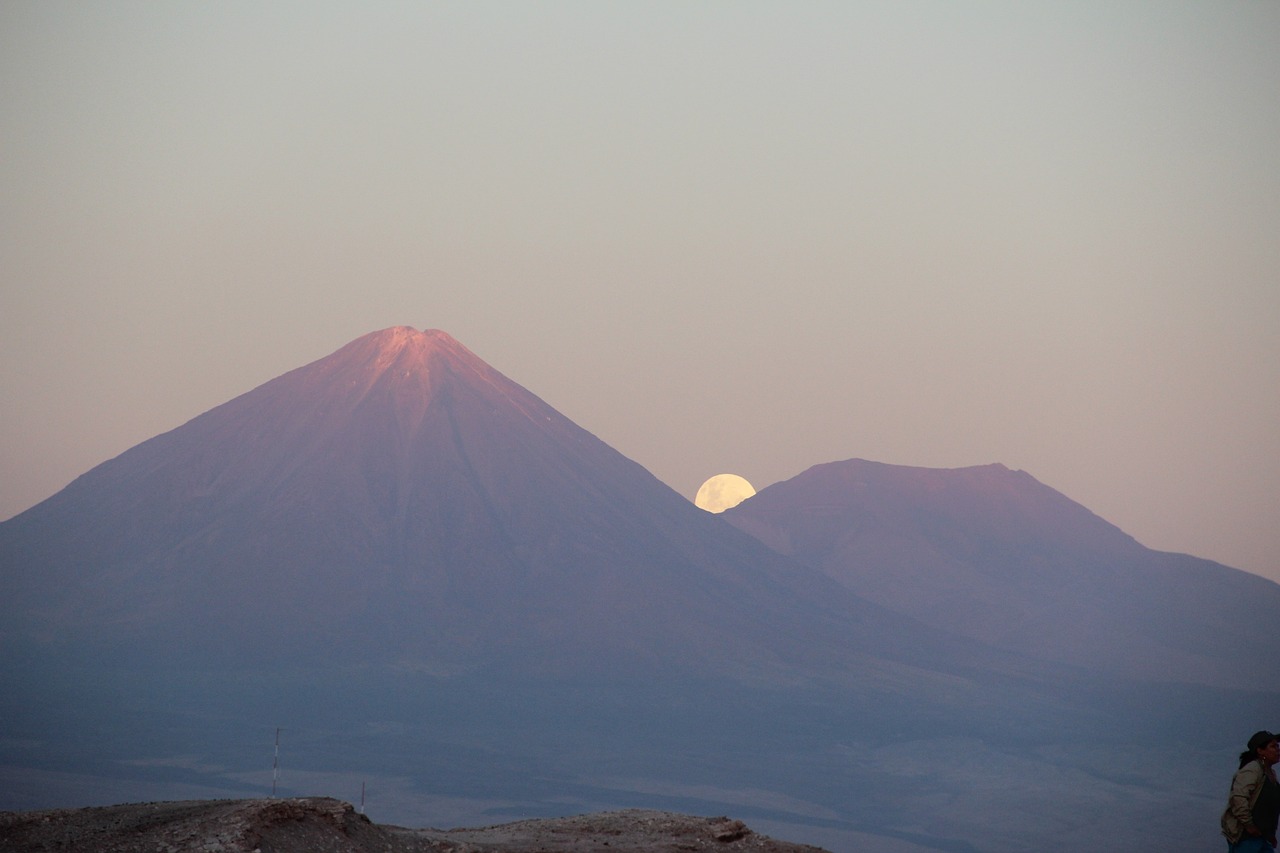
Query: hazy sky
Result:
<box><xmin>3</xmin><ymin>2</ymin><xmax>1278</xmax><ymax>583</ymax></box>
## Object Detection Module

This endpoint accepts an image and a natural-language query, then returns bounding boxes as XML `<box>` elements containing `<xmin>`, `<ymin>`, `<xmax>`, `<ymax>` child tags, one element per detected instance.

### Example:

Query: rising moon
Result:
<box><xmin>694</xmin><ymin>474</ymin><xmax>756</xmax><ymax>513</ymax></box>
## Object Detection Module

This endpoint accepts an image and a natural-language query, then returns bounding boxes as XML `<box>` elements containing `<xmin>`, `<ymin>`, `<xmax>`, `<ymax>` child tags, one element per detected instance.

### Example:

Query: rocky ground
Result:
<box><xmin>0</xmin><ymin>797</ymin><xmax>830</xmax><ymax>852</ymax></box>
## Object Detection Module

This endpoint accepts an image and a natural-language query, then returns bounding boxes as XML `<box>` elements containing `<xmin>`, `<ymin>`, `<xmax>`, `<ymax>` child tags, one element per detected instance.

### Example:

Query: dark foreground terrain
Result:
<box><xmin>0</xmin><ymin>797</ymin><xmax>829</xmax><ymax>853</ymax></box>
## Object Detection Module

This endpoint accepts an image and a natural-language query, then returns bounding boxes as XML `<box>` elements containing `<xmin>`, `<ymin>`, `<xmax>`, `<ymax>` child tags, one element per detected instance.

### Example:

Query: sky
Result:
<box><xmin>2</xmin><ymin>1</ymin><xmax>1278</xmax><ymax>583</ymax></box>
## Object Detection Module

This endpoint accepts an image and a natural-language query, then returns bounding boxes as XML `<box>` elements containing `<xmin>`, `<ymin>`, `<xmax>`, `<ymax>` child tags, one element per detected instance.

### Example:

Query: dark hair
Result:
<box><xmin>1239</xmin><ymin>730</ymin><xmax>1279</xmax><ymax>769</ymax></box>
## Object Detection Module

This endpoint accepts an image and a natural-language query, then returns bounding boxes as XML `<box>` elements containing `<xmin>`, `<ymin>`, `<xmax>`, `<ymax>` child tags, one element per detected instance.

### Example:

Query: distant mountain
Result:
<box><xmin>0</xmin><ymin>327</ymin><xmax>940</xmax><ymax>683</ymax></box>
<box><xmin>723</xmin><ymin>458</ymin><xmax>1280</xmax><ymax>688</ymax></box>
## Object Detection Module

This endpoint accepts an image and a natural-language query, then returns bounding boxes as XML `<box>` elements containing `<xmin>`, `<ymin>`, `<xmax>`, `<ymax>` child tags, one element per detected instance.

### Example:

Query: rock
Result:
<box><xmin>0</xmin><ymin>799</ymin><xmax>831</xmax><ymax>853</ymax></box>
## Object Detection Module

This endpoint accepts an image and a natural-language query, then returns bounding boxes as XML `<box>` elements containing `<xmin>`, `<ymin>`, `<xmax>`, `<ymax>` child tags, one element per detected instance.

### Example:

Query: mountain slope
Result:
<box><xmin>723</xmin><ymin>458</ymin><xmax>1280</xmax><ymax>687</ymax></box>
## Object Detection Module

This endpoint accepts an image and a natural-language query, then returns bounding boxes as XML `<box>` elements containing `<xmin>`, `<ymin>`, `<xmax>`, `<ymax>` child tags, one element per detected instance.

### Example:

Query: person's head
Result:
<box><xmin>1239</xmin><ymin>730</ymin><xmax>1280</xmax><ymax>769</ymax></box>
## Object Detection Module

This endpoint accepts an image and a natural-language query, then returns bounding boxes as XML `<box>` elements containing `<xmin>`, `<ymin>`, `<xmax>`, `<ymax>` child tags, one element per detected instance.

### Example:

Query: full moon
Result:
<box><xmin>693</xmin><ymin>474</ymin><xmax>756</xmax><ymax>513</ymax></box>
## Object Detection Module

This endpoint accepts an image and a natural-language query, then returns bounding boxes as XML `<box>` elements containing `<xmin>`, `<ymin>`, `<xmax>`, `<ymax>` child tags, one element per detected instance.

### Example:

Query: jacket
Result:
<box><xmin>1223</xmin><ymin>759</ymin><xmax>1278</xmax><ymax>843</ymax></box>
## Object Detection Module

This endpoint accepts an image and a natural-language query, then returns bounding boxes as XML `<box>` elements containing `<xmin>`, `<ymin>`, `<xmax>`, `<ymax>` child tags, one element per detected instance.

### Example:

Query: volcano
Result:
<box><xmin>0</xmin><ymin>327</ymin><xmax>919</xmax><ymax>681</ymax></box>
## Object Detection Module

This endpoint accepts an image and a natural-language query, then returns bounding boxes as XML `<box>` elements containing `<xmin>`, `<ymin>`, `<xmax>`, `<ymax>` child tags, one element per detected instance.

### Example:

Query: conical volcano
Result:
<box><xmin>0</xmin><ymin>327</ymin><xmax>881</xmax><ymax>678</ymax></box>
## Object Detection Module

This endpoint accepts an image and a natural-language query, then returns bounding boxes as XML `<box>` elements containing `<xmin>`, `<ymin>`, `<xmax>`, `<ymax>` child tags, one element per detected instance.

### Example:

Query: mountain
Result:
<box><xmin>0</xmin><ymin>327</ymin><xmax>878</xmax><ymax>680</ymax></box>
<box><xmin>1</xmin><ymin>327</ymin><xmax>1274</xmax><ymax>853</ymax></box>
<box><xmin>722</xmin><ymin>458</ymin><xmax>1280</xmax><ymax>688</ymax></box>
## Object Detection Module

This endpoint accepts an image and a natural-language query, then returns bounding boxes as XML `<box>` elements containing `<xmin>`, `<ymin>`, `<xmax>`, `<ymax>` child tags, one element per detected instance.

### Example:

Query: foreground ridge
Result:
<box><xmin>0</xmin><ymin>797</ymin><xmax>831</xmax><ymax>853</ymax></box>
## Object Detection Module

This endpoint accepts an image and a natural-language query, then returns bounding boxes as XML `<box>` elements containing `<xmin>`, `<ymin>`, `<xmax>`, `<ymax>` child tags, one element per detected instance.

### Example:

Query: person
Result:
<box><xmin>1223</xmin><ymin>730</ymin><xmax>1280</xmax><ymax>852</ymax></box>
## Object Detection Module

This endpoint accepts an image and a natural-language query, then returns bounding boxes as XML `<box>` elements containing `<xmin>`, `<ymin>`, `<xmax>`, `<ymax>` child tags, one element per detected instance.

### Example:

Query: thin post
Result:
<box><xmin>272</xmin><ymin>727</ymin><xmax>280</xmax><ymax>797</ymax></box>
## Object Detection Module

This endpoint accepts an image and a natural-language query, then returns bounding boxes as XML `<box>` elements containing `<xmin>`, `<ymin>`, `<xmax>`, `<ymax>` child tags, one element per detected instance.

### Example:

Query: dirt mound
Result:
<box><xmin>0</xmin><ymin>798</ymin><xmax>830</xmax><ymax>852</ymax></box>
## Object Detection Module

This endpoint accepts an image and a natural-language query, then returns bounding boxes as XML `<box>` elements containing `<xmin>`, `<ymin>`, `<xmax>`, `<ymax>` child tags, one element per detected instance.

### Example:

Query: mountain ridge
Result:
<box><xmin>724</xmin><ymin>456</ymin><xmax>1280</xmax><ymax>687</ymax></box>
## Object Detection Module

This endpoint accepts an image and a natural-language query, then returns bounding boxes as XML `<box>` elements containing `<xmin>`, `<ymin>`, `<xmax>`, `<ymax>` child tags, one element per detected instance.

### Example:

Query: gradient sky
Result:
<box><xmin>2</xmin><ymin>2</ymin><xmax>1278</xmax><ymax>583</ymax></box>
